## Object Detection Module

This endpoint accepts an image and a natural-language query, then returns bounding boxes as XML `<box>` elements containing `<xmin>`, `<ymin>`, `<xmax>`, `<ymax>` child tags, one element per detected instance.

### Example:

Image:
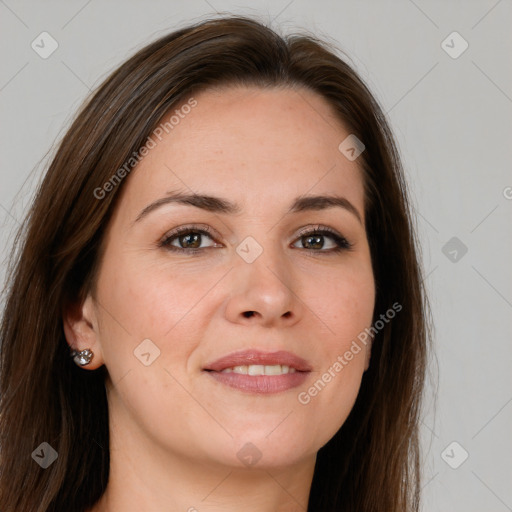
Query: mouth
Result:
<box><xmin>203</xmin><ymin>349</ymin><xmax>312</xmax><ymax>394</ymax></box>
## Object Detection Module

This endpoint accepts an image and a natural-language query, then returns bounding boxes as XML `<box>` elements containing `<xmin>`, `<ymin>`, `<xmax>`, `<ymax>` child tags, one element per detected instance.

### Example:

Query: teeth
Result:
<box><xmin>220</xmin><ymin>364</ymin><xmax>296</xmax><ymax>375</ymax></box>
<box><xmin>264</xmin><ymin>364</ymin><xmax>283</xmax><ymax>375</ymax></box>
<box><xmin>248</xmin><ymin>364</ymin><xmax>264</xmax><ymax>375</ymax></box>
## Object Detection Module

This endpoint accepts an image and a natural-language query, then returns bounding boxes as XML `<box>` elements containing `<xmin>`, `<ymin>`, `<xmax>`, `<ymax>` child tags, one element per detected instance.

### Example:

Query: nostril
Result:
<box><xmin>243</xmin><ymin>311</ymin><xmax>255</xmax><ymax>318</ymax></box>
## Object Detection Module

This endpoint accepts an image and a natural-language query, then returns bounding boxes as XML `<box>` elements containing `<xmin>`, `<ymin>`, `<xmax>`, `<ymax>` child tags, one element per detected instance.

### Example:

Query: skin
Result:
<box><xmin>64</xmin><ymin>85</ymin><xmax>376</xmax><ymax>512</ymax></box>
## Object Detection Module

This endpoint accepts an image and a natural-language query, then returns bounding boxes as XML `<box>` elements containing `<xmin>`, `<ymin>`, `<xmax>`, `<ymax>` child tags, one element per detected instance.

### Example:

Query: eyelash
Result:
<box><xmin>158</xmin><ymin>224</ymin><xmax>353</xmax><ymax>254</ymax></box>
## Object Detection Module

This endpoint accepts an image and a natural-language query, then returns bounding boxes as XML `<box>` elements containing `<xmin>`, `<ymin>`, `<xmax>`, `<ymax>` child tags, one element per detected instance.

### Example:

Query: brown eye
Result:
<box><xmin>292</xmin><ymin>228</ymin><xmax>352</xmax><ymax>252</ymax></box>
<box><xmin>160</xmin><ymin>228</ymin><xmax>218</xmax><ymax>252</ymax></box>
<box><xmin>301</xmin><ymin>235</ymin><xmax>324</xmax><ymax>250</ymax></box>
<box><xmin>178</xmin><ymin>232</ymin><xmax>202</xmax><ymax>248</ymax></box>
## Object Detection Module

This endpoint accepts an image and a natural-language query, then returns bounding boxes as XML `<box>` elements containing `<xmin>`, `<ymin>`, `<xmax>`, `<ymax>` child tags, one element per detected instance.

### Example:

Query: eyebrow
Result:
<box><xmin>133</xmin><ymin>191</ymin><xmax>363</xmax><ymax>225</ymax></box>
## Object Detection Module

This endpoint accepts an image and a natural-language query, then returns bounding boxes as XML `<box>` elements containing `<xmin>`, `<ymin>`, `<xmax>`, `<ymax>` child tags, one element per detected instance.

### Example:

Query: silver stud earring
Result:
<box><xmin>70</xmin><ymin>348</ymin><xmax>94</xmax><ymax>366</ymax></box>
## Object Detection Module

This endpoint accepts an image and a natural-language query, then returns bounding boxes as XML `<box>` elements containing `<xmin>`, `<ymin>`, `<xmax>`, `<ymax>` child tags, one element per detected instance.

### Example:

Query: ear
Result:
<box><xmin>62</xmin><ymin>293</ymin><xmax>104</xmax><ymax>370</ymax></box>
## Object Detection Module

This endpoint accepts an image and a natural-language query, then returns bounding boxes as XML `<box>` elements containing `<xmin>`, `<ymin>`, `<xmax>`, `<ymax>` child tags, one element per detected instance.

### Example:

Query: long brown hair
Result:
<box><xmin>0</xmin><ymin>16</ymin><xmax>431</xmax><ymax>511</ymax></box>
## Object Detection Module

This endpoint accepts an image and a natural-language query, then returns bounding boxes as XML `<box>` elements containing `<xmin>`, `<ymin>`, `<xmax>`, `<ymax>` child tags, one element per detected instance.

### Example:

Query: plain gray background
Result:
<box><xmin>1</xmin><ymin>1</ymin><xmax>511</xmax><ymax>510</ymax></box>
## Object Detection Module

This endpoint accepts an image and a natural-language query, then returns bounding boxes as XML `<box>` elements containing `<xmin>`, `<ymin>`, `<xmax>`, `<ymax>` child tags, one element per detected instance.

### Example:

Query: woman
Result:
<box><xmin>0</xmin><ymin>16</ymin><xmax>431</xmax><ymax>512</ymax></box>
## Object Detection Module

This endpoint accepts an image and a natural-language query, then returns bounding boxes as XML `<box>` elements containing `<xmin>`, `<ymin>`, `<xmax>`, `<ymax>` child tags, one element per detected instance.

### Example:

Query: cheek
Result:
<box><xmin>303</xmin><ymin>260</ymin><xmax>375</xmax><ymax>345</ymax></box>
<box><xmin>293</xmin><ymin>262</ymin><xmax>374</xmax><ymax>432</ymax></box>
<box><xmin>99</xmin><ymin>254</ymin><xmax>222</xmax><ymax>337</ymax></box>
<box><xmin>95</xmin><ymin>255</ymin><xmax>230</xmax><ymax>380</ymax></box>
<box><xmin>94</xmin><ymin>259</ymin><xmax>222</xmax><ymax>440</ymax></box>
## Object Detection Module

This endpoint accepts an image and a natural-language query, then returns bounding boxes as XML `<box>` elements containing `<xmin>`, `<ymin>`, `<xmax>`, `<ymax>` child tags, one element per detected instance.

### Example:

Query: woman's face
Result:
<box><xmin>77</xmin><ymin>86</ymin><xmax>375</xmax><ymax>469</ymax></box>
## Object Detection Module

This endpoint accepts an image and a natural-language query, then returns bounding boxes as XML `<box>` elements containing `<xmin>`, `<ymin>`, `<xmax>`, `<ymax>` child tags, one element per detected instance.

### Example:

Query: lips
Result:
<box><xmin>203</xmin><ymin>349</ymin><xmax>312</xmax><ymax>394</ymax></box>
<box><xmin>203</xmin><ymin>349</ymin><xmax>312</xmax><ymax>373</ymax></box>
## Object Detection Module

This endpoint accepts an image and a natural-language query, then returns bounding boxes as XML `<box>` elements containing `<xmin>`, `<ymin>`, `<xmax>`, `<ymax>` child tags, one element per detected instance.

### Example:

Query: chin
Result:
<box><xmin>212</xmin><ymin>431</ymin><xmax>319</xmax><ymax>470</ymax></box>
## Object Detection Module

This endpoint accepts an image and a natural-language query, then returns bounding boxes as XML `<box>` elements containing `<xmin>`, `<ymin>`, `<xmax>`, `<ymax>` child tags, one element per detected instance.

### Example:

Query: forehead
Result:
<box><xmin>121</xmin><ymin>86</ymin><xmax>365</xmax><ymax>217</ymax></box>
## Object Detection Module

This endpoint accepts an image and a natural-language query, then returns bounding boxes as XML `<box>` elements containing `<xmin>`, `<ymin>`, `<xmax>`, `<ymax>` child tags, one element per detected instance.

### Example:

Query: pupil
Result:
<box><xmin>303</xmin><ymin>235</ymin><xmax>323</xmax><ymax>249</ymax></box>
<box><xmin>180</xmin><ymin>233</ymin><xmax>201</xmax><ymax>248</ymax></box>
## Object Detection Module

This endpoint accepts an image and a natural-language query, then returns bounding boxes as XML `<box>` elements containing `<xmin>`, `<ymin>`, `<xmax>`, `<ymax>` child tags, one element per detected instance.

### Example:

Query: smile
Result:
<box><xmin>203</xmin><ymin>350</ymin><xmax>311</xmax><ymax>394</ymax></box>
<box><xmin>220</xmin><ymin>364</ymin><xmax>297</xmax><ymax>375</ymax></box>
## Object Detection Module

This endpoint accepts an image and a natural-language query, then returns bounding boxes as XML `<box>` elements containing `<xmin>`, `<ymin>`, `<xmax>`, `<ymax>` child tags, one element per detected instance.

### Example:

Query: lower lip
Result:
<box><xmin>205</xmin><ymin>370</ymin><xmax>310</xmax><ymax>394</ymax></box>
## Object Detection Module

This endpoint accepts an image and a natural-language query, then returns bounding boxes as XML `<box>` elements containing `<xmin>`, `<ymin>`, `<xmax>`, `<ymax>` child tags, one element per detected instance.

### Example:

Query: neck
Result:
<box><xmin>91</xmin><ymin>448</ymin><xmax>314</xmax><ymax>512</ymax></box>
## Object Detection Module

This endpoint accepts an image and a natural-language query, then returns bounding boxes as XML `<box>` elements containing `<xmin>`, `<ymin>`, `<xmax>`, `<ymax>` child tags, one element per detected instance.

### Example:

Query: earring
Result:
<box><xmin>70</xmin><ymin>348</ymin><xmax>94</xmax><ymax>366</ymax></box>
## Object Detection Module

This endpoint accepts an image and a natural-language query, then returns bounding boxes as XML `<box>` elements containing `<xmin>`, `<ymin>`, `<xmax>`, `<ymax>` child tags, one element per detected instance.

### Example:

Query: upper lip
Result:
<box><xmin>203</xmin><ymin>349</ymin><xmax>312</xmax><ymax>372</ymax></box>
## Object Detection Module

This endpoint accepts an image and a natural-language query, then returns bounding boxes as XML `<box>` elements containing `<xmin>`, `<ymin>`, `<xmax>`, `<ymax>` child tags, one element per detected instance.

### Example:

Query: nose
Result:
<box><xmin>223</xmin><ymin>250</ymin><xmax>303</xmax><ymax>328</ymax></box>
